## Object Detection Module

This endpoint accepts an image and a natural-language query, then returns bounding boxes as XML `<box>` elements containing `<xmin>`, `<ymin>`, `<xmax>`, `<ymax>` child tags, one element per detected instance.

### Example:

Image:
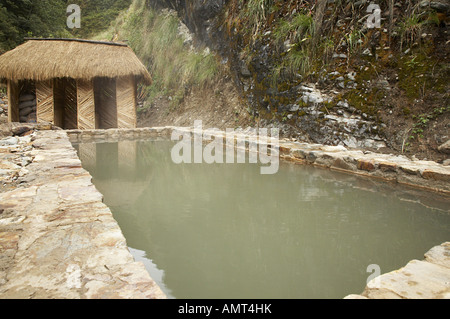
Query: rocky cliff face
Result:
<box><xmin>145</xmin><ymin>0</ymin><xmax>449</xmax><ymax>161</ymax></box>
<box><xmin>149</xmin><ymin>0</ymin><xmax>229</xmax><ymax>53</ymax></box>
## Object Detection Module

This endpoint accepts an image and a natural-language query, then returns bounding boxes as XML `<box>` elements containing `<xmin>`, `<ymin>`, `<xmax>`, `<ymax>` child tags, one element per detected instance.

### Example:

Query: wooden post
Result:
<box><xmin>116</xmin><ymin>76</ymin><xmax>137</xmax><ymax>129</ymax></box>
<box><xmin>53</xmin><ymin>79</ymin><xmax>65</xmax><ymax>128</ymax></box>
<box><xmin>77</xmin><ymin>79</ymin><xmax>96</xmax><ymax>130</ymax></box>
<box><xmin>36</xmin><ymin>80</ymin><xmax>54</xmax><ymax>124</ymax></box>
<box><xmin>65</xmin><ymin>79</ymin><xmax>78</xmax><ymax>129</ymax></box>
<box><xmin>7</xmin><ymin>80</ymin><xmax>19</xmax><ymax>122</ymax></box>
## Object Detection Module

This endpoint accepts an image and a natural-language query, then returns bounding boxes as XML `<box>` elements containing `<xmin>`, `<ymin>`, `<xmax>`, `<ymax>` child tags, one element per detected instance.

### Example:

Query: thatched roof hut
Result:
<box><xmin>0</xmin><ymin>38</ymin><xmax>151</xmax><ymax>130</ymax></box>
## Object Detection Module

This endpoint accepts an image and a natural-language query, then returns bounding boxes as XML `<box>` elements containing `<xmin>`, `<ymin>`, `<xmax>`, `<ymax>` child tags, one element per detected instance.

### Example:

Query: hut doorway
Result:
<box><xmin>18</xmin><ymin>81</ymin><xmax>37</xmax><ymax>123</ymax></box>
<box><xmin>94</xmin><ymin>77</ymin><xmax>117</xmax><ymax>129</ymax></box>
<box><xmin>7</xmin><ymin>80</ymin><xmax>37</xmax><ymax>123</ymax></box>
<box><xmin>54</xmin><ymin>78</ymin><xmax>78</xmax><ymax>129</ymax></box>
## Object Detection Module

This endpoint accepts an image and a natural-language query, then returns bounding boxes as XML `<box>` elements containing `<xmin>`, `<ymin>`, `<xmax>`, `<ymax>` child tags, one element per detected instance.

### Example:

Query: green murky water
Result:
<box><xmin>75</xmin><ymin>140</ymin><xmax>450</xmax><ymax>299</ymax></box>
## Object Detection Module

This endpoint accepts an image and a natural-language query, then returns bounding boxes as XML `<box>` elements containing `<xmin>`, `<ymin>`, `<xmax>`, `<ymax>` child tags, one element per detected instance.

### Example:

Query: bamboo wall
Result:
<box><xmin>8</xmin><ymin>76</ymin><xmax>138</xmax><ymax>130</ymax></box>
<box><xmin>36</xmin><ymin>80</ymin><xmax>54</xmax><ymax>123</ymax></box>
<box><xmin>77</xmin><ymin>79</ymin><xmax>96</xmax><ymax>130</ymax></box>
<box><xmin>116</xmin><ymin>76</ymin><xmax>137</xmax><ymax>129</ymax></box>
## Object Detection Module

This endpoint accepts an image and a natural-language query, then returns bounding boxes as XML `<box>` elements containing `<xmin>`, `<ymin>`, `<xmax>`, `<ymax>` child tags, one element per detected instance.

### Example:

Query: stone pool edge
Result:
<box><xmin>0</xmin><ymin>129</ymin><xmax>167</xmax><ymax>299</ymax></box>
<box><xmin>67</xmin><ymin>126</ymin><xmax>450</xmax><ymax>195</ymax></box>
<box><xmin>1</xmin><ymin>125</ymin><xmax>448</xmax><ymax>299</ymax></box>
<box><xmin>68</xmin><ymin>126</ymin><xmax>450</xmax><ymax>299</ymax></box>
<box><xmin>345</xmin><ymin>242</ymin><xmax>450</xmax><ymax>299</ymax></box>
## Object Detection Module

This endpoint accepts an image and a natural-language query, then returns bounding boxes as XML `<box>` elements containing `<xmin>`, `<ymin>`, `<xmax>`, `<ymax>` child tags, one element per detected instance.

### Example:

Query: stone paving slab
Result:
<box><xmin>346</xmin><ymin>242</ymin><xmax>450</xmax><ymax>299</ymax></box>
<box><xmin>0</xmin><ymin>130</ymin><xmax>166</xmax><ymax>299</ymax></box>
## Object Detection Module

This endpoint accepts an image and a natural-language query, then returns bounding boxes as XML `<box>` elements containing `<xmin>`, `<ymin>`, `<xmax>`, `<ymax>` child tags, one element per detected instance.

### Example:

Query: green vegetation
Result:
<box><xmin>225</xmin><ymin>0</ymin><xmax>448</xmax><ymax>130</ymax></box>
<box><xmin>0</xmin><ymin>0</ymin><xmax>218</xmax><ymax>109</ymax></box>
<box><xmin>273</xmin><ymin>12</ymin><xmax>314</xmax><ymax>45</ymax></box>
<box><xmin>0</xmin><ymin>0</ymin><xmax>69</xmax><ymax>51</ymax></box>
<box><xmin>1</xmin><ymin>0</ymin><xmax>447</xmax><ymax>148</ymax></box>
<box><xmin>238</xmin><ymin>0</ymin><xmax>275</xmax><ymax>38</ymax></box>
<box><xmin>280</xmin><ymin>13</ymin><xmax>315</xmax><ymax>73</ymax></box>
<box><xmin>410</xmin><ymin>106</ymin><xmax>450</xmax><ymax>140</ymax></box>
<box><xmin>70</xmin><ymin>0</ymin><xmax>132</xmax><ymax>39</ymax></box>
<box><xmin>228</xmin><ymin>1</ymin><xmax>334</xmax><ymax>91</ymax></box>
<box><xmin>397</xmin><ymin>47</ymin><xmax>448</xmax><ymax>100</ymax></box>
<box><xmin>270</xmin><ymin>12</ymin><xmax>316</xmax><ymax>78</ymax></box>
<box><xmin>397</xmin><ymin>12</ymin><xmax>423</xmax><ymax>48</ymax></box>
<box><xmin>96</xmin><ymin>0</ymin><xmax>219</xmax><ymax>110</ymax></box>
<box><xmin>0</xmin><ymin>0</ymin><xmax>131</xmax><ymax>52</ymax></box>
<box><xmin>343</xmin><ymin>28</ymin><xmax>365</xmax><ymax>55</ymax></box>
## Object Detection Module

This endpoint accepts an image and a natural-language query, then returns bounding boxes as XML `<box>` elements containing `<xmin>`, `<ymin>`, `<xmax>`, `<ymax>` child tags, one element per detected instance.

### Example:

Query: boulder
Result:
<box><xmin>11</xmin><ymin>125</ymin><xmax>35</xmax><ymax>137</ymax></box>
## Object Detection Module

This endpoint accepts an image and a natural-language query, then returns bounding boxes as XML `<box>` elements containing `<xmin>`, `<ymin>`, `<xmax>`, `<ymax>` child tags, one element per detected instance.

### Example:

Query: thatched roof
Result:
<box><xmin>0</xmin><ymin>39</ymin><xmax>151</xmax><ymax>84</ymax></box>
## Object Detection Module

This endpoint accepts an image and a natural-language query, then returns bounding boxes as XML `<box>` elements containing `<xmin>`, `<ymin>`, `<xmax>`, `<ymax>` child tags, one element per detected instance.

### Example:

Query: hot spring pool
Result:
<box><xmin>75</xmin><ymin>140</ymin><xmax>450</xmax><ymax>299</ymax></box>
